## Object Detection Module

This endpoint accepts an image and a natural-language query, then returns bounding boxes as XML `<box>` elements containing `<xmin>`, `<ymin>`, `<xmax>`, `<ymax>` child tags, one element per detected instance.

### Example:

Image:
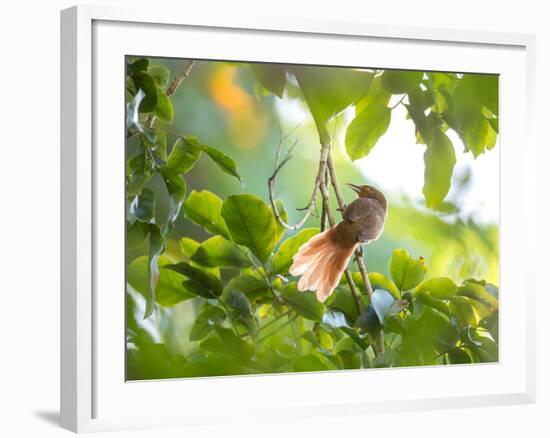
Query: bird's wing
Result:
<box><xmin>345</xmin><ymin>198</ymin><xmax>386</xmax><ymax>242</ymax></box>
<box><xmin>345</xmin><ymin>198</ymin><xmax>382</xmax><ymax>222</ymax></box>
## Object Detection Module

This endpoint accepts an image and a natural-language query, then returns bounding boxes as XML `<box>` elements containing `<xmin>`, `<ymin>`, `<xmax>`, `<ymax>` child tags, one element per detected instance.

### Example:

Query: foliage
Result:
<box><xmin>125</xmin><ymin>57</ymin><xmax>499</xmax><ymax>379</ymax></box>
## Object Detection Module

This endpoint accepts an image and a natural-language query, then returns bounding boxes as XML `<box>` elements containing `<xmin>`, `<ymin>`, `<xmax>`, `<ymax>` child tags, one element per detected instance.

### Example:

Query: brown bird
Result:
<box><xmin>289</xmin><ymin>183</ymin><xmax>387</xmax><ymax>302</ymax></box>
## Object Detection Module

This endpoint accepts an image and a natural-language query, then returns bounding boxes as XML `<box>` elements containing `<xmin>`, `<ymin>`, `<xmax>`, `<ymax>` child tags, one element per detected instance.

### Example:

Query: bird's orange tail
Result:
<box><xmin>289</xmin><ymin>225</ymin><xmax>357</xmax><ymax>302</ymax></box>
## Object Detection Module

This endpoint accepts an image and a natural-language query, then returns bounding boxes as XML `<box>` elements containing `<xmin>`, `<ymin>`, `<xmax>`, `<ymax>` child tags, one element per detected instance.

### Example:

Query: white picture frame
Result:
<box><xmin>60</xmin><ymin>4</ymin><xmax>537</xmax><ymax>433</ymax></box>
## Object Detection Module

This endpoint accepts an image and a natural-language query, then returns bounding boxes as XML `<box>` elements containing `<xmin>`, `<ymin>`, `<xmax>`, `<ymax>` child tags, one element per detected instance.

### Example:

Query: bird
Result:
<box><xmin>289</xmin><ymin>183</ymin><xmax>387</xmax><ymax>302</ymax></box>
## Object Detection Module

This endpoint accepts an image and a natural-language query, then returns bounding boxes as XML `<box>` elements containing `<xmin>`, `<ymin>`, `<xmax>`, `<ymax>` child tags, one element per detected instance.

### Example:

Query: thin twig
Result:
<box><xmin>146</xmin><ymin>59</ymin><xmax>195</xmax><ymax>128</ymax></box>
<box><xmin>316</xmin><ymin>140</ymin><xmax>363</xmax><ymax>316</ymax></box>
<box><xmin>268</xmin><ymin>130</ymin><xmax>329</xmax><ymax>230</ymax></box>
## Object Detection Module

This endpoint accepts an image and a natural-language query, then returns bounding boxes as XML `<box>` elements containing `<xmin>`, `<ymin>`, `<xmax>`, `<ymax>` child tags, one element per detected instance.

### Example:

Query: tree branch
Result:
<box><xmin>326</xmin><ymin>152</ymin><xmax>383</xmax><ymax>353</ymax></box>
<box><xmin>268</xmin><ymin>130</ymin><xmax>327</xmax><ymax>231</ymax></box>
<box><xmin>146</xmin><ymin>59</ymin><xmax>195</xmax><ymax>128</ymax></box>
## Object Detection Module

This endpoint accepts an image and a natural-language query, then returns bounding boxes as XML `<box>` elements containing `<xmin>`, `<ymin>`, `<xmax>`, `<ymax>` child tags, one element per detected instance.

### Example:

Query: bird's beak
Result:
<box><xmin>347</xmin><ymin>183</ymin><xmax>362</xmax><ymax>195</ymax></box>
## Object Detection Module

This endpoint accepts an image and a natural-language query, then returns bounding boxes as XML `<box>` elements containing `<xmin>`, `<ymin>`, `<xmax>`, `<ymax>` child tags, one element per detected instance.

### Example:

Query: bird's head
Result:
<box><xmin>347</xmin><ymin>183</ymin><xmax>387</xmax><ymax>208</ymax></box>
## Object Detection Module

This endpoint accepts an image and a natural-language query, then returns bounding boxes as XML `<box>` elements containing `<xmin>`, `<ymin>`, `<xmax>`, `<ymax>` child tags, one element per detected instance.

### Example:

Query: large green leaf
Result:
<box><xmin>423</xmin><ymin>130</ymin><xmax>456</xmax><ymax>208</ymax></box>
<box><xmin>389</xmin><ymin>249</ymin><xmax>427</xmax><ymax>291</ymax></box>
<box><xmin>153</xmin><ymin>87</ymin><xmax>174</xmax><ymax>123</ymax></box>
<box><xmin>415</xmin><ymin>277</ymin><xmax>458</xmax><ymax>299</ymax></box>
<box><xmin>189</xmin><ymin>304</ymin><xmax>226</xmax><ymax>342</ymax></box>
<box><xmin>129</xmin><ymin>188</ymin><xmax>155</xmax><ymax>223</ymax></box>
<box><xmin>132</xmin><ymin>72</ymin><xmax>158</xmax><ymax>113</ymax></box>
<box><xmin>182</xmin><ymin>190</ymin><xmax>230</xmax><ymax>239</ymax></box>
<box><xmin>223</xmin><ymin>274</ymin><xmax>270</xmax><ymax>302</ymax></box>
<box><xmin>199</xmin><ymin>144</ymin><xmax>243</xmax><ymax>184</ymax></box>
<box><xmin>148</xmin><ymin>64</ymin><xmax>170</xmax><ymax>88</ymax></box>
<box><xmin>251</xmin><ymin>64</ymin><xmax>286</xmax><ymax>98</ymax></box>
<box><xmin>449</xmin><ymin>296</ymin><xmax>478</xmax><ymax>328</ymax></box>
<box><xmin>127</xmin><ymin>255</ymin><xmax>193</xmax><ymax>307</ymax></box>
<box><xmin>345</xmin><ymin>103</ymin><xmax>391</xmax><ymax>161</ymax></box>
<box><xmin>200</xmin><ymin>325</ymin><xmax>254</xmax><ymax>359</ymax></box>
<box><xmin>159</xmin><ymin>168</ymin><xmax>186</xmax><ymax>230</ymax></box>
<box><xmin>166</xmin><ymin>136</ymin><xmax>202</xmax><ymax>174</ymax></box>
<box><xmin>126</xmin><ymin>151</ymin><xmax>154</xmax><ymax>197</ymax></box>
<box><xmin>367</xmin><ymin>272</ymin><xmax>401</xmax><ymax>300</ymax></box>
<box><xmin>292</xmin><ymin>66</ymin><xmax>373</xmax><ymax>125</ymax></box>
<box><xmin>191</xmin><ymin>236</ymin><xmax>250</xmax><ymax>268</ymax></box>
<box><xmin>355</xmin><ymin>75</ymin><xmax>391</xmax><ymax>113</ymax></box>
<box><xmin>272</xmin><ymin>228</ymin><xmax>319</xmax><ymax>275</ymax></box>
<box><xmin>381</xmin><ymin>70</ymin><xmax>423</xmax><ymax>94</ymax></box>
<box><xmin>163</xmin><ymin>261</ymin><xmax>223</xmax><ymax>298</ymax></box>
<box><xmin>280</xmin><ymin>283</ymin><xmax>325</xmax><ymax>322</ymax></box>
<box><xmin>127</xmin><ymin>220</ymin><xmax>149</xmax><ymax>249</ymax></box>
<box><xmin>221</xmin><ymin>194</ymin><xmax>278</xmax><ymax>262</ymax></box>
<box><xmin>457</xmin><ymin>280</ymin><xmax>498</xmax><ymax>319</ymax></box>
<box><xmin>179</xmin><ymin>237</ymin><xmax>200</xmax><ymax>258</ymax></box>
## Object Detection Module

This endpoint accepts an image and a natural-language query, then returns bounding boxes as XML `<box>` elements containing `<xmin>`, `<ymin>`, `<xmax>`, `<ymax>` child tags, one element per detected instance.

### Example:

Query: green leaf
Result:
<box><xmin>419</xmin><ymin>292</ymin><xmax>450</xmax><ymax>316</ymax></box>
<box><xmin>381</xmin><ymin>70</ymin><xmax>423</xmax><ymax>94</ymax></box>
<box><xmin>183</xmin><ymin>190</ymin><xmax>230</xmax><ymax>239</ymax></box>
<box><xmin>145</xmin><ymin>224</ymin><xmax>166</xmax><ymax>318</ymax></box>
<box><xmin>132</xmin><ymin>72</ymin><xmax>158</xmax><ymax>112</ymax></box>
<box><xmin>223</xmin><ymin>274</ymin><xmax>270</xmax><ymax>302</ymax></box>
<box><xmin>251</xmin><ymin>64</ymin><xmax>286</xmax><ymax>98</ymax></box>
<box><xmin>127</xmin><ymin>255</ymin><xmax>193</xmax><ymax>307</ymax></box>
<box><xmin>127</xmin><ymin>220</ymin><xmax>149</xmax><ymax>249</ymax></box>
<box><xmin>293</xmin><ymin>355</ymin><xmax>332</xmax><ymax>372</ymax></box>
<box><xmin>407</xmin><ymin>87</ymin><xmax>435</xmax><ymax>111</ymax></box>
<box><xmin>389</xmin><ymin>249</ymin><xmax>427</xmax><ymax>291</ymax></box>
<box><xmin>126</xmin><ymin>151</ymin><xmax>154</xmax><ymax>197</ymax></box>
<box><xmin>159</xmin><ymin>168</ymin><xmax>186</xmax><ymax>230</ymax></box>
<box><xmin>466</xmin><ymin>117</ymin><xmax>489</xmax><ymax>158</ymax></box>
<box><xmin>200</xmin><ymin>325</ymin><xmax>254</xmax><ymax>359</ymax></box>
<box><xmin>272</xmin><ymin>228</ymin><xmax>319</xmax><ymax>275</ymax></box>
<box><xmin>153</xmin><ymin>129</ymin><xmax>168</xmax><ymax>161</ymax></box>
<box><xmin>199</xmin><ymin>144</ymin><xmax>243</xmax><ymax>184</ymax></box>
<box><xmin>355</xmin><ymin>75</ymin><xmax>391</xmax><ymax>113</ymax></box>
<box><xmin>163</xmin><ymin>261</ymin><xmax>223</xmax><ymax>298</ymax></box>
<box><xmin>148</xmin><ymin>64</ymin><xmax>170</xmax><ymax>88</ymax></box>
<box><xmin>153</xmin><ymin>88</ymin><xmax>174</xmax><ymax>123</ymax></box>
<box><xmin>224</xmin><ymin>290</ymin><xmax>253</xmax><ymax>318</ymax></box>
<box><xmin>457</xmin><ymin>280</ymin><xmax>498</xmax><ymax>319</ymax></box>
<box><xmin>449</xmin><ymin>296</ymin><xmax>478</xmax><ymax>328</ymax></box>
<box><xmin>292</xmin><ymin>66</ymin><xmax>373</xmax><ymax>125</ymax></box>
<box><xmin>345</xmin><ymin>103</ymin><xmax>391</xmax><ymax>161</ymax></box>
<box><xmin>447</xmin><ymin>348</ymin><xmax>473</xmax><ymax>364</ymax></box>
<box><xmin>191</xmin><ymin>236</ymin><xmax>250</xmax><ymax>268</ymax></box>
<box><xmin>415</xmin><ymin>277</ymin><xmax>458</xmax><ymax>299</ymax></box>
<box><xmin>189</xmin><ymin>304</ymin><xmax>226</xmax><ymax>342</ymax></box>
<box><xmin>166</xmin><ymin>136</ymin><xmax>202</xmax><ymax>174</ymax></box>
<box><xmin>179</xmin><ymin>237</ymin><xmax>200</xmax><ymax>258</ymax></box>
<box><xmin>221</xmin><ymin>194</ymin><xmax>278</xmax><ymax>262</ymax></box>
<box><xmin>281</xmin><ymin>283</ymin><xmax>325</xmax><ymax>321</ymax></box>
<box><xmin>367</xmin><ymin>272</ymin><xmax>401</xmax><ymax>300</ymax></box>
<box><xmin>129</xmin><ymin>58</ymin><xmax>149</xmax><ymax>73</ymax></box>
<box><xmin>423</xmin><ymin>130</ymin><xmax>456</xmax><ymax>208</ymax></box>
<box><xmin>129</xmin><ymin>188</ymin><xmax>155</xmax><ymax>222</ymax></box>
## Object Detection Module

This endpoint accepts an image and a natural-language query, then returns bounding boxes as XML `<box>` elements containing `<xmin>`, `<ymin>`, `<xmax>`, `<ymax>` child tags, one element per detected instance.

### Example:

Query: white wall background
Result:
<box><xmin>0</xmin><ymin>1</ymin><xmax>546</xmax><ymax>437</ymax></box>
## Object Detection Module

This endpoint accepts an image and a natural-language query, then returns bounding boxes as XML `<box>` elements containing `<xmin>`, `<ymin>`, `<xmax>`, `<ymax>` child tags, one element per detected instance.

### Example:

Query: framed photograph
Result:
<box><xmin>61</xmin><ymin>5</ymin><xmax>536</xmax><ymax>433</ymax></box>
